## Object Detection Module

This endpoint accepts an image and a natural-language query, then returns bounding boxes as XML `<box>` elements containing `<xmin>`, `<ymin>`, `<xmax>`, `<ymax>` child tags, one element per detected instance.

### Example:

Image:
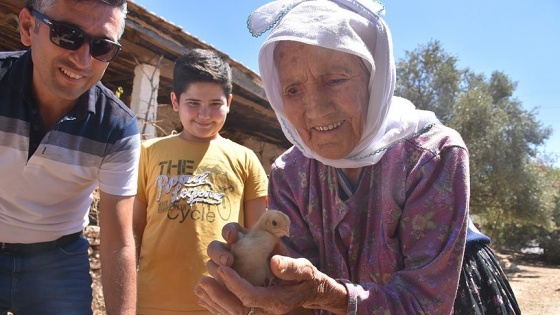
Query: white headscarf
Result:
<box><xmin>248</xmin><ymin>0</ymin><xmax>439</xmax><ymax>168</ymax></box>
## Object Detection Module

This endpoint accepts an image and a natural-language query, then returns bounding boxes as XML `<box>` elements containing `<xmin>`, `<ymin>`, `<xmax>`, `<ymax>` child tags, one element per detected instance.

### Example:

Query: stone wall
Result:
<box><xmin>85</xmin><ymin>225</ymin><xmax>105</xmax><ymax>314</ymax></box>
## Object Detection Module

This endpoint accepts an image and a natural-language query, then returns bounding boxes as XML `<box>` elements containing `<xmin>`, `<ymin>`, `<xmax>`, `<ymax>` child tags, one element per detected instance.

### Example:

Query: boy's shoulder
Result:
<box><xmin>141</xmin><ymin>135</ymin><xmax>259</xmax><ymax>156</ymax></box>
<box><xmin>216</xmin><ymin>137</ymin><xmax>254</xmax><ymax>152</ymax></box>
<box><xmin>141</xmin><ymin>133</ymin><xmax>180</xmax><ymax>148</ymax></box>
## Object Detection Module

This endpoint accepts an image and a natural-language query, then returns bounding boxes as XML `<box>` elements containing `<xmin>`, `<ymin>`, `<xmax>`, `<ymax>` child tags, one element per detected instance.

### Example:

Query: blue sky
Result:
<box><xmin>132</xmin><ymin>0</ymin><xmax>560</xmax><ymax>166</ymax></box>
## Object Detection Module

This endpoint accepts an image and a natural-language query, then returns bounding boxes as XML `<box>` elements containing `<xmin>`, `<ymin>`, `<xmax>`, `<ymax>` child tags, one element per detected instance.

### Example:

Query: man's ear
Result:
<box><xmin>19</xmin><ymin>8</ymin><xmax>35</xmax><ymax>47</ymax></box>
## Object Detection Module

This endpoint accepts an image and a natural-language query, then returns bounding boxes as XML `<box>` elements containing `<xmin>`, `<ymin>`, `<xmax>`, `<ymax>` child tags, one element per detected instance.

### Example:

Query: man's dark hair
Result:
<box><xmin>173</xmin><ymin>48</ymin><xmax>233</xmax><ymax>97</ymax></box>
<box><xmin>24</xmin><ymin>0</ymin><xmax>128</xmax><ymax>38</ymax></box>
<box><xmin>24</xmin><ymin>0</ymin><xmax>127</xmax><ymax>9</ymax></box>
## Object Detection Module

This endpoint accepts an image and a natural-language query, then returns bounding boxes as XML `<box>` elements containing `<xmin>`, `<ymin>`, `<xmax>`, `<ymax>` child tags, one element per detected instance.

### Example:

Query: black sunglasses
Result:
<box><xmin>30</xmin><ymin>9</ymin><xmax>122</xmax><ymax>62</ymax></box>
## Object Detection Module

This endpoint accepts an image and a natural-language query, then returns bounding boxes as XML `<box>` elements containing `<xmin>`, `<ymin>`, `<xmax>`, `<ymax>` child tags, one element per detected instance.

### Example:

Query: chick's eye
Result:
<box><xmin>272</xmin><ymin>220</ymin><xmax>278</xmax><ymax>226</ymax></box>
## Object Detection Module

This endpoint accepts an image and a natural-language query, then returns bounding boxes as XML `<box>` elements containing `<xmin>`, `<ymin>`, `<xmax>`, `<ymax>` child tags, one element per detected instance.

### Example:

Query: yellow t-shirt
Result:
<box><xmin>136</xmin><ymin>134</ymin><xmax>268</xmax><ymax>314</ymax></box>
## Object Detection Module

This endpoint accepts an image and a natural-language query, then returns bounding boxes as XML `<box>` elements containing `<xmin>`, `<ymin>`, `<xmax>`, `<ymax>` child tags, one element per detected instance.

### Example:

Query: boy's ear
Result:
<box><xmin>170</xmin><ymin>92</ymin><xmax>179</xmax><ymax>112</ymax></box>
<box><xmin>19</xmin><ymin>8</ymin><xmax>35</xmax><ymax>47</ymax></box>
<box><xmin>226</xmin><ymin>94</ymin><xmax>233</xmax><ymax>106</ymax></box>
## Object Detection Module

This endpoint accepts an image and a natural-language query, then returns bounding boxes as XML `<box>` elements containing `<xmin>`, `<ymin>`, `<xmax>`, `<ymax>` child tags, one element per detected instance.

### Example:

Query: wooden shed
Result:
<box><xmin>0</xmin><ymin>0</ymin><xmax>290</xmax><ymax>170</ymax></box>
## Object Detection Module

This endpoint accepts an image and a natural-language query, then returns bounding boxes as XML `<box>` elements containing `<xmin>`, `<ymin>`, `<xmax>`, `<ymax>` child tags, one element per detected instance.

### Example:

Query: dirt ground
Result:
<box><xmin>498</xmin><ymin>251</ymin><xmax>560</xmax><ymax>315</ymax></box>
<box><xmin>90</xmin><ymin>251</ymin><xmax>560</xmax><ymax>314</ymax></box>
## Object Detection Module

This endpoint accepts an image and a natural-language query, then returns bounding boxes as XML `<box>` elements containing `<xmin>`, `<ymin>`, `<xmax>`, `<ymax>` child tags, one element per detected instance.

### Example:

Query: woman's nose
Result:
<box><xmin>304</xmin><ymin>86</ymin><xmax>329</xmax><ymax>118</ymax></box>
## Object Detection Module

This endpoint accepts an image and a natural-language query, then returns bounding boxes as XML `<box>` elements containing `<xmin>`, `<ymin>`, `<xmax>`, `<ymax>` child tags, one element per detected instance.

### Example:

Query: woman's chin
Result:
<box><xmin>313</xmin><ymin>146</ymin><xmax>351</xmax><ymax>160</ymax></box>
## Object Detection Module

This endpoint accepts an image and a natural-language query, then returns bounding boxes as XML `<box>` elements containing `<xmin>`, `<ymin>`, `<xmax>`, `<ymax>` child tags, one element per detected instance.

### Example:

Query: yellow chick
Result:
<box><xmin>231</xmin><ymin>210</ymin><xmax>291</xmax><ymax>286</ymax></box>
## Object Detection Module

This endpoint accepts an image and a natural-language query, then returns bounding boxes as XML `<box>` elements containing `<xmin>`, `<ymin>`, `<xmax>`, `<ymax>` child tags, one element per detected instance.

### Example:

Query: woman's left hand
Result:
<box><xmin>195</xmin><ymin>255</ymin><xmax>347</xmax><ymax>314</ymax></box>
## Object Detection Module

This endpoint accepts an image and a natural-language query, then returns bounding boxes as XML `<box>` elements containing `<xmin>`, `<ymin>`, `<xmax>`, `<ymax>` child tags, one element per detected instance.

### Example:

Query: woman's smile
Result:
<box><xmin>313</xmin><ymin>120</ymin><xmax>344</xmax><ymax>131</ymax></box>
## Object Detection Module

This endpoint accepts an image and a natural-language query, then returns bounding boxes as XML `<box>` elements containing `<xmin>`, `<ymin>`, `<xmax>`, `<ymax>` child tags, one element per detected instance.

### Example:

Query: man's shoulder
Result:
<box><xmin>0</xmin><ymin>51</ymin><xmax>26</xmax><ymax>79</ymax></box>
<box><xmin>80</xmin><ymin>82</ymin><xmax>139</xmax><ymax>143</ymax></box>
<box><xmin>0</xmin><ymin>50</ymin><xmax>26</xmax><ymax>61</ymax></box>
<box><xmin>91</xmin><ymin>81</ymin><xmax>136</xmax><ymax>119</ymax></box>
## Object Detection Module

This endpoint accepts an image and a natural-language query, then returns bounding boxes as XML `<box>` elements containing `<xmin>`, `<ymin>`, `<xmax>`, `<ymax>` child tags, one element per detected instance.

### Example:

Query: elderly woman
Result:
<box><xmin>195</xmin><ymin>0</ymin><xmax>520</xmax><ymax>314</ymax></box>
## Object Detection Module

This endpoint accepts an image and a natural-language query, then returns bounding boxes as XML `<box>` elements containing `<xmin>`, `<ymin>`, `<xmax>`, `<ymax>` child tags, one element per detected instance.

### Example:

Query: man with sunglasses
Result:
<box><xmin>0</xmin><ymin>0</ymin><xmax>138</xmax><ymax>314</ymax></box>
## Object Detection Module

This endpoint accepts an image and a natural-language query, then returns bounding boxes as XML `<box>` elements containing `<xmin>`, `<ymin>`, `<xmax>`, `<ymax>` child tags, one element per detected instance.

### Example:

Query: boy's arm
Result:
<box><xmin>243</xmin><ymin>197</ymin><xmax>267</xmax><ymax>229</ymax></box>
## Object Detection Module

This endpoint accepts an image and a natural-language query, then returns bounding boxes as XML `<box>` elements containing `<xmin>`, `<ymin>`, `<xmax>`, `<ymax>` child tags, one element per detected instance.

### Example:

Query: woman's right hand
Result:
<box><xmin>204</xmin><ymin>222</ymin><xmax>246</xmax><ymax>284</ymax></box>
<box><xmin>195</xmin><ymin>222</ymin><xmax>251</xmax><ymax>314</ymax></box>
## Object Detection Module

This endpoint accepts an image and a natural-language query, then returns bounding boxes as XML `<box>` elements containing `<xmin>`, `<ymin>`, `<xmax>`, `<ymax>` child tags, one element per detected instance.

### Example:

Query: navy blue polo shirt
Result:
<box><xmin>0</xmin><ymin>50</ymin><xmax>141</xmax><ymax>243</ymax></box>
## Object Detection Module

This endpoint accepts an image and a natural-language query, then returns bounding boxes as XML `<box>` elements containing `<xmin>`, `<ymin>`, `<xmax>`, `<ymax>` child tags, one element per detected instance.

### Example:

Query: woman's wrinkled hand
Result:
<box><xmin>196</xmin><ymin>254</ymin><xmax>343</xmax><ymax>314</ymax></box>
<box><xmin>205</xmin><ymin>222</ymin><xmax>245</xmax><ymax>277</ymax></box>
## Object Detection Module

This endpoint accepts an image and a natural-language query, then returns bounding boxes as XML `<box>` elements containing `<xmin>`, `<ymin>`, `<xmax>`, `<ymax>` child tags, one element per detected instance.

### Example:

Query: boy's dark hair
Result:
<box><xmin>173</xmin><ymin>48</ymin><xmax>232</xmax><ymax>97</ymax></box>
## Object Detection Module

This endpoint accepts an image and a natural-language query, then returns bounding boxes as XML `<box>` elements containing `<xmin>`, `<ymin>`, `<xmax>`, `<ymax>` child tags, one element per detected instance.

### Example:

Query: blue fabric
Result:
<box><xmin>0</xmin><ymin>237</ymin><xmax>93</xmax><ymax>314</ymax></box>
<box><xmin>466</xmin><ymin>217</ymin><xmax>491</xmax><ymax>247</ymax></box>
<box><xmin>0</xmin><ymin>49</ymin><xmax>140</xmax><ymax>243</ymax></box>
<box><xmin>466</xmin><ymin>226</ymin><xmax>491</xmax><ymax>244</ymax></box>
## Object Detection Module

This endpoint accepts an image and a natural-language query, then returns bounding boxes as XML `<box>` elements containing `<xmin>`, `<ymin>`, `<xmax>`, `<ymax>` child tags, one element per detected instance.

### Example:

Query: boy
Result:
<box><xmin>133</xmin><ymin>48</ymin><xmax>268</xmax><ymax>314</ymax></box>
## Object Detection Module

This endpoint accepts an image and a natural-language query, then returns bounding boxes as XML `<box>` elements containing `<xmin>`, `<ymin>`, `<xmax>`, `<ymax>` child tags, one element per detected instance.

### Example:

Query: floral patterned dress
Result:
<box><xmin>270</xmin><ymin>123</ymin><xmax>519</xmax><ymax>314</ymax></box>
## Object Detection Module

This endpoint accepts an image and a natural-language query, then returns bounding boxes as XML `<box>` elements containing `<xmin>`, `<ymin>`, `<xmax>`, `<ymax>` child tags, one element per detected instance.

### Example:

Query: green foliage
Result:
<box><xmin>548</xmin><ymin>168</ymin><xmax>560</xmax><ymax>227</ymax></box>
<box><xmin>494</xmin><ymin>224</ymin><xmax>560</xmax><ymax>265</ymax></box>
<box><xmin>395</xmin><ymin>40</ymin><xmax>559</xmax><ymax>250</ymax></box>
<box><xmin>553</xmin><ymin>195</ymin><xmax>560</xmax><ymax>227</ymax></box>
<box><xmin>395</xmin><ymin>40</ymin><xmax>462</xmax><ymax>123</ymax></box>
<box><xmin>494</xmin><ymin>223</ymin><xmax>548</xmax><ymax>252</ymax></box>
<box><xmin>540</xmin><ymin>230</ymin><xmax>560</xmax><ymax>265</ymax></box>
